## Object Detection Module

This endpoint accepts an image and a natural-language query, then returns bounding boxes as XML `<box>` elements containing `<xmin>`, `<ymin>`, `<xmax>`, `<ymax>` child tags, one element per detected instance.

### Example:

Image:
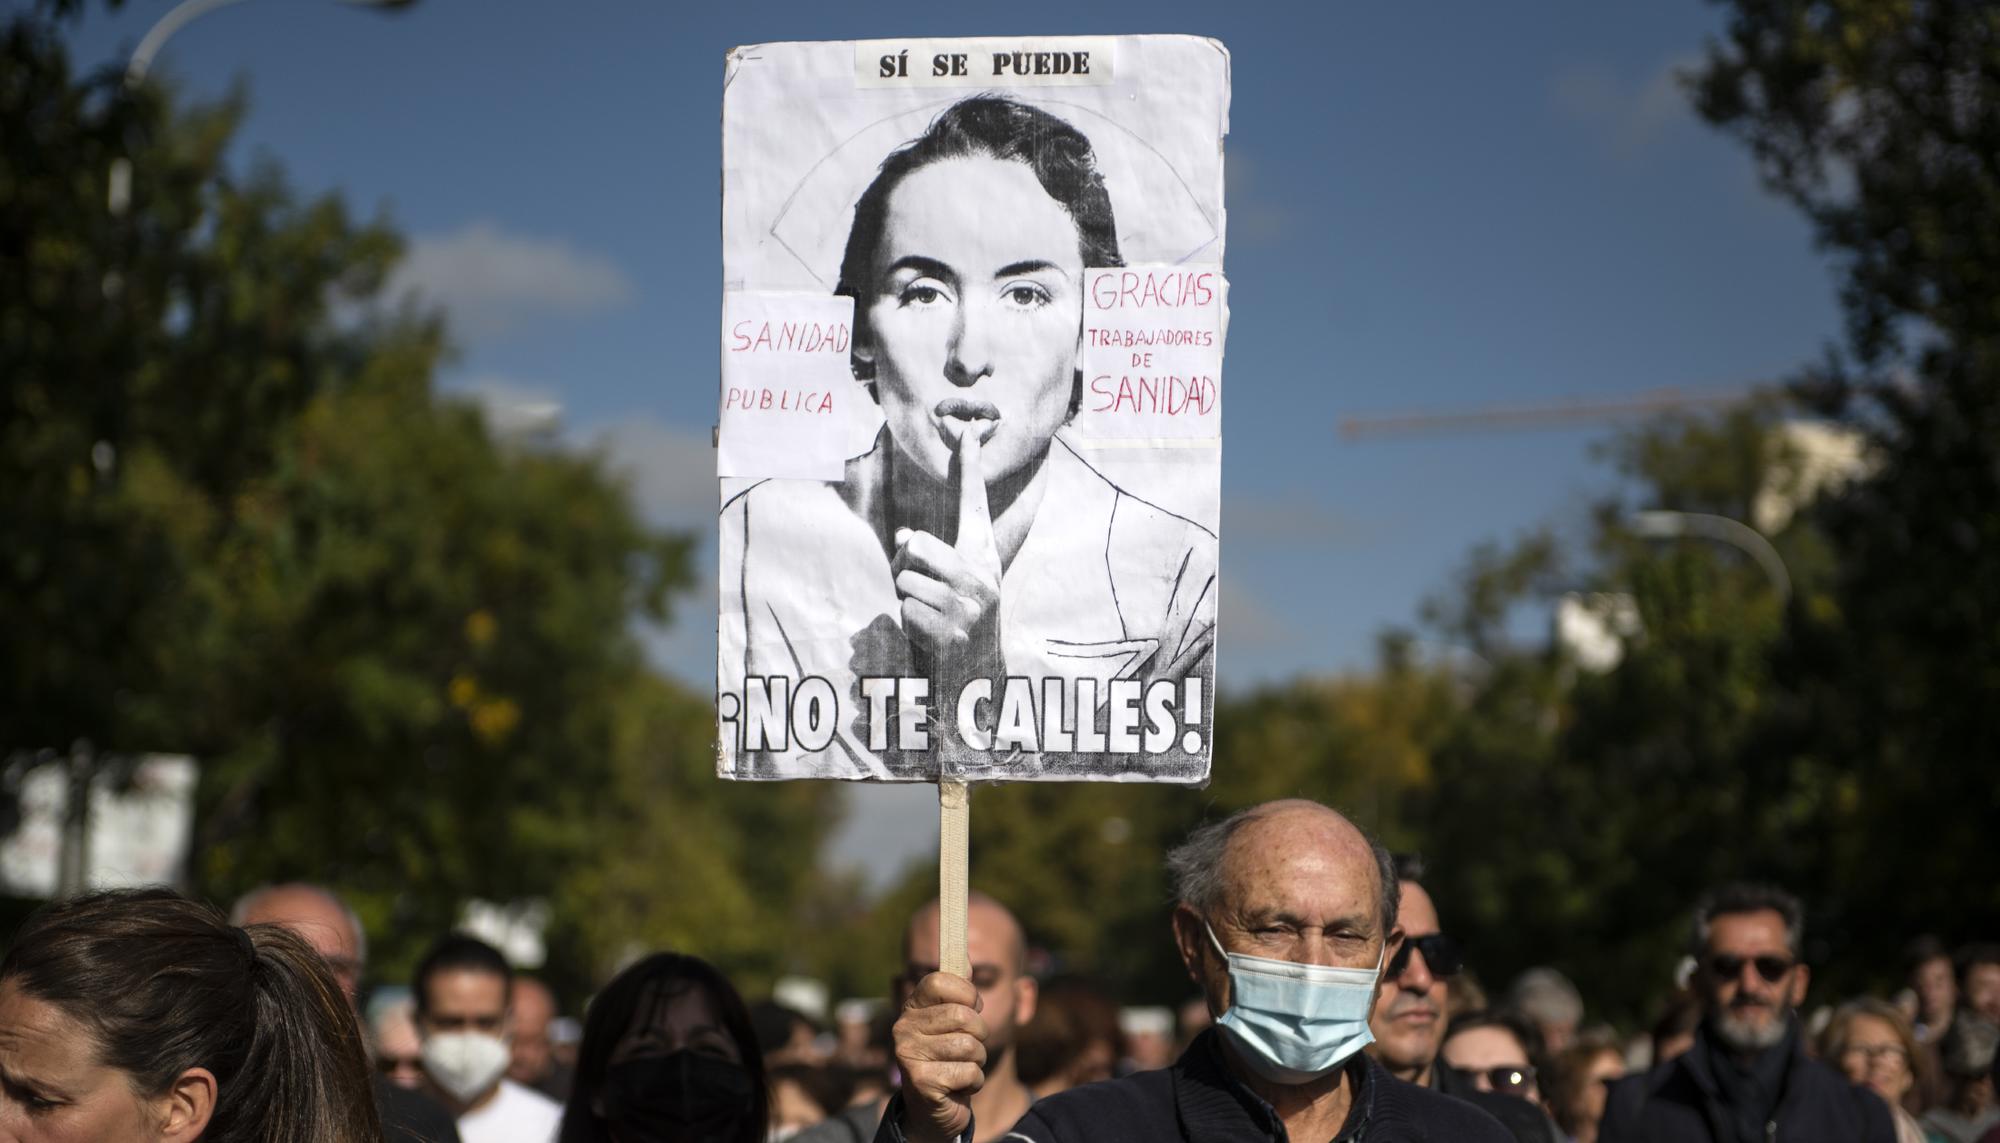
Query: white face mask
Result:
<box><xmin>1207</xmin><ymin>922</ymin><xmax>1384</xmax><ymax>1085</ymax></box>
<box><xmin>421</xmin><ymin>1031</ymin><xmax>511</xmax><ymax>1103</ymax></box>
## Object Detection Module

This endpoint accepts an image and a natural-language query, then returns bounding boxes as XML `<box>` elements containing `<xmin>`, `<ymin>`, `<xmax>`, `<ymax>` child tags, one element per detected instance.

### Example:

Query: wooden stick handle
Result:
<box><xmin>938</xmin><ymin>779</ymin><xmax>970</xmax><ymax>978</ymax></box>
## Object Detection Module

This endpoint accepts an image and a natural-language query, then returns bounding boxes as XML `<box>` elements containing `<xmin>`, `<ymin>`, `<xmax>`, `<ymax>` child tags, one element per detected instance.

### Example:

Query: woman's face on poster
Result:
<box><xmin>862</xmin><ymin>154</ymin><xmax>1085</xmax><ymax>486</ymax></box>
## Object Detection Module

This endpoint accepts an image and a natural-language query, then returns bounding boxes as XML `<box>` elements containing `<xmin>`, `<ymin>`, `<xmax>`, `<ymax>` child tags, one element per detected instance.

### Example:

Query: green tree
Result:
<box><xmin>1389</xmin><ymin>0</ymin><xmax>2000</xmax><ymax>1023</ymax></box>
<box><xmin>548</xmin><ymin>673</ymin><xmax>845</xmax><ymax>999</ymax></box>
<box><xmin>1402</xmin><ymin>405</ymin><xmax>1848</xmax><ymax>1025</ymax></box>
<box><xmin>1</xmin><ymin>7</ymin><xmax>697</xmax><ymax>978</ymax></box>
<box><xmin>1692</xmin><ymin>0</ymin><xmax>2000</xmax><ymax>965</ymax></box>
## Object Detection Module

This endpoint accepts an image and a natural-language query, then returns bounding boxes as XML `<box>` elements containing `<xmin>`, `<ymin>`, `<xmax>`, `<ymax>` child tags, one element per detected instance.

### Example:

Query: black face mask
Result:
<box><xmin>600</xmin><ymin>1050</ymin><xmax>756</xmax><ymax>1143</ymax></box>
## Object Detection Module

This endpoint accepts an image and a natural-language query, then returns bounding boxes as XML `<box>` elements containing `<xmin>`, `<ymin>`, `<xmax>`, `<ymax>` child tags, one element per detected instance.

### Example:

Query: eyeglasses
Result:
<box><xmin>1841</xmin><ymin>1043</ymin><xmax>1909</xmax><ymax>1067</ymax></box>
<box><xmin>1476</xmin><ymin>1065</ymin><xmax>1537</xmax><ymax>1096</ymax></box>
<box><xmin>1705</xmin><ymin>954</ymin><xmax>1795</xmax><ymax>983</ymax></box>
<box><xmin>901</xmin><ymin>963</ymin><xmax>1005</xmax><ymax>991</ymax></box>
<box><xmin>1386</xmin><ymin>934</ymin><xmax>1462</xmax><ymax>981</ymax></box>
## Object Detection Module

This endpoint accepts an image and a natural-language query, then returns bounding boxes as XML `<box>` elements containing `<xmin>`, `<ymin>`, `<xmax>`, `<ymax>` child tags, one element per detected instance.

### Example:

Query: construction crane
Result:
<box><xmin>1337</xmin><ymin>384</ymin><xmax>1768</xmax><ymax>440</ymax></box>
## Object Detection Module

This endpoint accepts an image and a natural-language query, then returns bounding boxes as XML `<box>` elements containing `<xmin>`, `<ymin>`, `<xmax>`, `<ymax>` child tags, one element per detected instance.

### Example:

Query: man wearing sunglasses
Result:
<box><xmin>1369</xmin><ymin>860</ymin><xmax>1560</xmax><ymax>1143</ymax></box>
<box><xmin>884</xmin><ymin>799</ymin><xmax>1511</xmax><ymax>1143</ymax></box>
<box><xmin>1601</xmin><ymin>883</ymin><xmax>1895</xmax><ymax>1143</ymax></box>
<box><xmin>1368</xmin><ymin>858</ymin><xmax>1460</xmax><ymax>1089</ymax></box>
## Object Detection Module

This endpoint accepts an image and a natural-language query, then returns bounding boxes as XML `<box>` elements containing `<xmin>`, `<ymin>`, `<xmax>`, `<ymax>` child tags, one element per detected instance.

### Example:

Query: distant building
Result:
<box><xmin>1554</xmin><ymin>592</ymin><xmax>1642</xmax><ymax>674</ymax></box>
<box><xmin>1753</xmin><ymin>420</ymin><xmax>1872</xmax><ymax>534</ymax></box>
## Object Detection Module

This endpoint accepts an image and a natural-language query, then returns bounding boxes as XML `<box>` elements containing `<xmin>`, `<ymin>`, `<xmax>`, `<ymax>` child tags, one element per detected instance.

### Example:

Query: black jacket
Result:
<box><xmin>1600</xmin><ymin>1025</ymin><xmax>1895</xmax><ymax>1143</ymax></box>
<box><xmin>964</xmin><ymin>1030</ymin><xmax>1510</xmax><ymax>1142</ymax></box>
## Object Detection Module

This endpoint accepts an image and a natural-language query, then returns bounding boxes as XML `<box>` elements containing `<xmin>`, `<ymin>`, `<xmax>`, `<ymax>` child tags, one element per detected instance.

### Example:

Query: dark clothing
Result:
<box><xmin>1434</xmin><ymin>1063</ymin><xmax>1562</xmax><ymax>1143</ymax></box>
<box><xmin>376</xmin><ymin>1075</ymin><xmax>463</xmax><ymax>1143</ymax></box>
<box><xmin>875</xmin><ymin>1030</ymin><xmax>1511</xmax><ymax>1143</ymax></box>
<box><xmin>529</xmin><ymin>1060</ymin><xmax>575</xmax><ymax>1104</ymax></box>
<box><xmin>798</xmin><ymin>1101</ymin><xmax>887</xmax><ymax>1143</ymax></box>
<box><xmin>1600</xmin><ymin>1023</ymin><xmax>1895</xmax><ymax>1143</ymax></box>
<box><xmin>1701</xmin><ymin>1027</ymin><xmax>1789</xmax><ymax>1143</ymax></box>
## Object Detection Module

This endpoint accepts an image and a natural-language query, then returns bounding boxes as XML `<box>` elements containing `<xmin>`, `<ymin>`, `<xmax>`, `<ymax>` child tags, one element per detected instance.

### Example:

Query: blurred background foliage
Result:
<box><xmin>3</xmin><ymin>0</ymin><xmax>1994</xmax><ymax>1025</ymax></box>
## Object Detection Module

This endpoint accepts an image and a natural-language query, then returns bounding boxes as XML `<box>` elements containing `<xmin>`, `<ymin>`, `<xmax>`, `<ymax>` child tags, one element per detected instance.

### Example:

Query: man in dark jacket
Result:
<box><xmin>1368</xmin><ymin>857</ymin><xmax>1559</xmax><ymax>1143</ymax></box>
<box><xmin>1600</xmin><ymin>883</ymin><xmax>1893</xmax><ymax>1143</ymax></box>
<box><xmin>880</xmin><ymin>799</ymin><xmax>1510</xmax><ymax>1142</ymax></box>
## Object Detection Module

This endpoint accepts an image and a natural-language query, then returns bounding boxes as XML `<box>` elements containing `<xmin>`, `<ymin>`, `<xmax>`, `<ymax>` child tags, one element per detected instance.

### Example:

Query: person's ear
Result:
<box><xmin>1171</xmin><ymin>905</ymin><xmax>1207</xmax><ymax>987</ymax></box>
<box><xmin>1791</xmin><ymin>964</ymin><xmax>1811</xmax><ymax>1007</ymax></box>
<box><xmin>1371</xmin><ymin>927</ymin><xmax>1407</xmax><ymax>1006</ymax></box>
<box><xmin>155</xmin><ymin>1067</ymin><xmax>216</xmax><ymax>1143</ymax></box>
<box><xmin>851</xmin><ymin>338</ymin><xmax>876</xmax><ymax>380</ymax></box>
<box><xmin>1014</xmin><ymin>973</ymin><xmax>1039</xmax><ymax>1027</ymax></box>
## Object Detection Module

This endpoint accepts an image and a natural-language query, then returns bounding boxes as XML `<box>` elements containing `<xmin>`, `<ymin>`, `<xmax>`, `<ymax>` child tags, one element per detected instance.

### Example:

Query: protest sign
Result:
<box><xmin>717</xmin><ymin>35</ymin><xmax>1228</xmax><ymax>785</ymax></box>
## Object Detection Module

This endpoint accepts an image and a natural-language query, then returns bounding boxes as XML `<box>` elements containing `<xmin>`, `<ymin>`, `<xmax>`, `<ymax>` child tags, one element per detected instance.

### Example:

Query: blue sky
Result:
<box><xmin>64</xmin><ymin>1</ymin><xmax>1840</xmax><ymax>885</ymax></box>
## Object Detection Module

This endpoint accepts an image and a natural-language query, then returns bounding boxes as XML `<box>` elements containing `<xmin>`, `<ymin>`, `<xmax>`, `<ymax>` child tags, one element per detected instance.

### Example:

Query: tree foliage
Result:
<box><xmin>1410</xmin><ymin>0</ymin><xmax>2000</xmax><ymax>1023</ymax></box>
<box><xmin>1692</xmin><ymin>0</ymin><xmax>2000</xmax><ymax>963</ymax></box>
<box><xmin>547</xmin><ymin>674</ymin><xmax>845</xmax><ymax>998</ymax></box>
<box><xmin>0</xmin><ymin>9</ymin><xmax>785</xmax><ymax>983</ymax></box>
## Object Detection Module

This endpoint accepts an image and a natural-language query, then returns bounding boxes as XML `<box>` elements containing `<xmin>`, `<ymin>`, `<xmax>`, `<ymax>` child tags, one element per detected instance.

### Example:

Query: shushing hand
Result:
<box><xmin>893</xmin><ymin>427</ymin><xmax>1003</xmax><ymax>665</ymax></box>
<box><xmin>893</xmin><ymin>971</ymin><xmax>988</xmax><ymax>1143</ymax></box>
<box><xmin>894</xmin><ymin>427</ymin><xmax>1005</xmax><ymax>759</ymax></box>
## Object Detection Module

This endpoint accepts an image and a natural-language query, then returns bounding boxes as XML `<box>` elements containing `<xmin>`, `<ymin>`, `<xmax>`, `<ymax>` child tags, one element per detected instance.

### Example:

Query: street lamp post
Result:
<box><xmin>1625</xmin><ymin>510</ymin><xmax>1793</xmax><ymax>605</ymax></box>
<box><xmin>108</xmin><ymin>0</ymin><xmax>413</xmax><ymax>215</ymax></box>
<box><xmin>65</xmin><ymin>0</ymin><xmax>416</xmax><ymax>896</ymax></box>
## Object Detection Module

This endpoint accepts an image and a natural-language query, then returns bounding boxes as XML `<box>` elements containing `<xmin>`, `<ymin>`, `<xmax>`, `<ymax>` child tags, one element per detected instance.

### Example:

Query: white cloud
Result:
<box><xmin>589</xmin><ymin>416</ymin><xmax>717</xmax><ymax>536</ymax></box>
<box><xmin>390</xmin><ymin>222</ymin><xmax>634</xmax><ymax>338</ymax></box>
<box><xmin>1220</xmin><ymin>579</ymin><xmax>1290</xmax><ymax>652</ymax></box>
<box><xmin>1224</xmin><ymin>149</ymin><xmax>1292</xmax><ymax>245</ymax></box>
<box><xmin>1552</xmin><ymin>53</ymin><xmax>1703</xmax><ymax>161</ymax></box>
<box><xmin>826</xmin><ymin>783</ymin><xmax>941</xmax><ymax>890</ymax></box>
<box><xmin>601</xmin><ymin>416</ymin><xmax>718</xmax><ymax>686</ymax></box>
<box><xmin>1224</xmin><ymin>495</ymin><xmax>1370</xmax><ymax>546</ymax></box>
<box><xmin>454</xmin><ymin>375</ymin><xmax>565</xmax><ymax>438</ymax></box>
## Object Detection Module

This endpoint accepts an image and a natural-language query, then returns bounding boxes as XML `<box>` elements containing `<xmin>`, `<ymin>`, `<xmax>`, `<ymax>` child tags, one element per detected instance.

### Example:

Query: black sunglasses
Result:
<box><xmin>1387</xmin><ymin>934</ymin><xmax>1463</xmax><ymax>980</ymax></box>
<box><xmin>901</xmin><ymin>963</ymin><xmax>1005</xmax><ymax>991</ymax></box>
<box><xmin>1477</xmin><ymin>1065</ymin><xmax>1537</xmax><ymax>1095</ymax></box>
<box><xmin>1706</xmin><ymin>954</ymin><xmax>1795</xmax><ymax>983</ymax></box>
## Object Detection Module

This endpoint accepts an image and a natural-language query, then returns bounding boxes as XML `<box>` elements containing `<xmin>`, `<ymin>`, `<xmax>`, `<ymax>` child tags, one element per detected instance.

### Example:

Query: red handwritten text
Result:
<box><xmin>1087</xmin><ymin>375</ymin><xmax>1218</xmax><ymax>416</ymax></box>
<box><xmin>724</xmin><ymin>388</ymin><xmax>835</xmax><ymax>414</ymax></box>
<box><xmin>1089</xmin><ymin>269</ymin><xmax>1217</xmax><ymax>311</ymax></box>
<box><xmin>729</xmin><ymin>320</ymin><xmax>851</xmax><ymax>354</ymax></box>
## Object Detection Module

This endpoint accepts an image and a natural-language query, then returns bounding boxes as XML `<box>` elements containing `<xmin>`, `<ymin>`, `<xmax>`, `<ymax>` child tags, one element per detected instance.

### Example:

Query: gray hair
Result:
<box><xmin>1164</xmin><ymin>801</ymin><xmax>1400</xmax><ymax>936</ymax></box>
<box><xmin>229</xmin><ymin>882</ymin><xmax>368</xmax><ymax>968</ymax></box>
<box><xmin>1939</xmin><ymin>1015</ymin><xmax>1999</xmax><ymax>1079</ymax></box>
<box><xmin>1689</xmin><ymin>882</ymin><xmax>1803</xmax><ymax>958</ymax></box>
<box><xmin>1509</xmin><ymin>967</ymin><xmax>1585</xmax><ymax>1028</ymax></box>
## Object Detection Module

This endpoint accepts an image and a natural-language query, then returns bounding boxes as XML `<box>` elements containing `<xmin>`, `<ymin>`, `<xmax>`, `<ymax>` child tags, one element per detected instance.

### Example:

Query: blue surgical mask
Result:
<box><xmin>1206</xmin><ymin>922</ymin><xmax>1383</xmax><ymax>1084</ymax></box>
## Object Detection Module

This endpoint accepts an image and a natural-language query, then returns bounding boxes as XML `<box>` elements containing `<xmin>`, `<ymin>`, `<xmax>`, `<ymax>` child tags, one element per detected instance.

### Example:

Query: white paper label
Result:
<box><xmin>854</xmin><ymin>38</ymin><xmax>1115</xmax><ymax>87</ymax></box>
<box><xmin>1074</xmin><ymin>265</ymin><xmax>1225</xmax><ymax>440</ymax></box>
<box><xmin>717</xmin><ymin>292</ymin><xmax>857</xmax><ymax>481</ymax></box>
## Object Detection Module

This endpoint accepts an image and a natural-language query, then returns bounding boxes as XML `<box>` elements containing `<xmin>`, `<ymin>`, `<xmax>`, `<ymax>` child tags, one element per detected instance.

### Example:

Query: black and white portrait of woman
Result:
<box><xmin>718</xmin><ymin>45</ymin><xmax>1227</xmax><ymax>782</ymax></box>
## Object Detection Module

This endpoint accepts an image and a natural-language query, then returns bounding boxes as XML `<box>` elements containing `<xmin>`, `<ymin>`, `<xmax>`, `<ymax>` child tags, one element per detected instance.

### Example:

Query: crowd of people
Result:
<box><xmin>0</xmin><ymin>798</ymin><xmax>1993</xmax><ymax>1143</ymax></box>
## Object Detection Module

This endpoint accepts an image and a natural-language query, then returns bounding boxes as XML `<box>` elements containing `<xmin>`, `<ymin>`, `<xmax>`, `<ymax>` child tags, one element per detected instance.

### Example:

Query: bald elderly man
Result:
<box><xmin>903</xmin><ymin>893</ymin><xmax>1040</xmax><ymax>1141</ymax></box>
<box><xmin>807</xmin><ymin>892</ymin><xmax>1040</xmax><ymax>1143</ymax></box>
<box><xmin>507</xmin><ymin>975</ymin><xmax>573</xmax><ymax>1101</ymax></box>
<box><xmin>234</xmin><ymin>883</ymin><xmax>462</xmax><ymax>1143</ymax></box>
<box><xmin>883</xmin><ymin>800</ymin><xmax>1509</xmax><ymax>1143</ymax></box>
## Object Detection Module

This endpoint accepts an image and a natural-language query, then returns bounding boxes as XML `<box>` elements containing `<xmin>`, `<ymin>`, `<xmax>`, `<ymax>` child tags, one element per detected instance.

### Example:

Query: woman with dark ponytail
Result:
<box><xmin>0</xmin><ymin>886</ymin><xmax>381</xmax><ymax>1141</ymax></box>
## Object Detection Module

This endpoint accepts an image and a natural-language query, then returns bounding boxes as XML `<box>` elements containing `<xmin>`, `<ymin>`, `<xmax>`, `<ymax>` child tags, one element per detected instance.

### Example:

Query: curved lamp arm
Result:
<box><xmin>1626</xmin><ymin>510</ymin><xmax>1792</xmax><ymax>605</ymax></box>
